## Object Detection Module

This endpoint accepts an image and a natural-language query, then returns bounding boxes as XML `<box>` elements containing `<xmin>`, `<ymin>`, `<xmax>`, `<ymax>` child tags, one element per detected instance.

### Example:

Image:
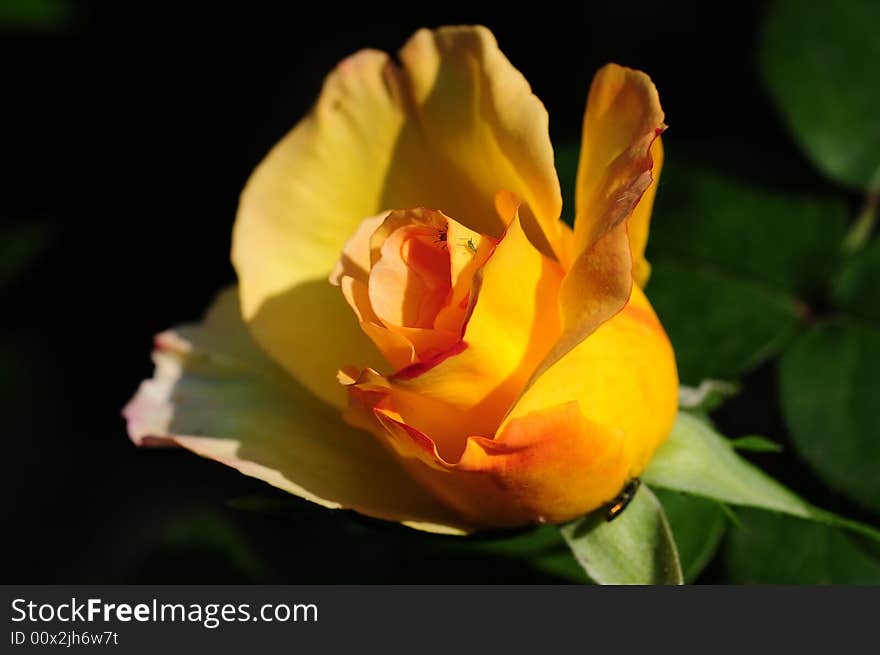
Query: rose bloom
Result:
<box><xmin>125</xmin><ymin>25</ymin><xmax>677</xmax><ymax>533</ymax></box>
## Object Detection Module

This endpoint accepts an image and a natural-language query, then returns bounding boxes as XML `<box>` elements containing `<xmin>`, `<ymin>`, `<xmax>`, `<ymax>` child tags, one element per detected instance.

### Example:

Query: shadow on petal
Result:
<box><xmin>246</xmin><ymin>278</ymin><xmax>389</xmax><ymax>410</ymax></box>
<box><xmin>125</xmin><ymin>287</ymin><xmax>471</xmax><ymax>535</ymax></box>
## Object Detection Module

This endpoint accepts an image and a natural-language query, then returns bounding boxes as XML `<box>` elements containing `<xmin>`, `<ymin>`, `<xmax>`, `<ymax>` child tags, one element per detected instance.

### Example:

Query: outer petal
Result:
<box><xmin>357</xmin><ymin>397</ymin><xmax>628</xmax><ymax>527</ymax></box>
<box><xmin>504</xmin><ymin>284</ymin><xmax>679</xmax><ymax>477</ymax></box>
<box><xmin>455</xmin><ymin>402</ymin><xmax>630</xmax><ymax>525</ymax></box>
<box><xmin>123</xmin><ymin>287</ymin><xmax>471</xmax><ymax>535</ymax></box>
<box><xmin>571</xmin><ymin>64</ymin><xmax>665</xmax><ymax>262</ymax></box>
<box><xmin>396</xmin><ymin>27</ymin><xmax>563</xmax><ymax>256</ymax></box>
<box><xmin>383</xmin><ymin>211</ymin><xmax>564</xmax><ymax>461</ymax></box>
<box><xmin>233</xmin><ymin>26</ymin><xmax>561</xmax><ymax>409</ymax></box>
<box><xmin>527</xmin><ymin>64</ymin><xmax>665</xmax><ymax>384</ymax></box>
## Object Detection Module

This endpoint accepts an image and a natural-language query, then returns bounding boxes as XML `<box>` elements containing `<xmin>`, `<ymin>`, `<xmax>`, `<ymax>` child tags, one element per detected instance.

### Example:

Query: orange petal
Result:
<box><xmin>336</xmin><ymin>208</ymin><xmax>489</xmax><ymax>368</ymax></box>
<box><xmin>571</xmin><ymin>63</ymin><xmax>665</xmax><ymax>262</ymax></box>
<box><xmin>455</xmin><ymin>402</ymin><xmax>630</xmax><ymax>524</ymax></box>
<box><xmin>330</xmin><ymin>212</ymin><xmax>389</xmax><ymax>286</ymax></box>
<box><xmin>349</xmin><ymin>390</ymin><xmax>628</xmax><ymax>527</ymax></box>
<box><xmin>369</xmin><ymin>223</ymin><xmax>451</xmax><ymax>329</ymax></box>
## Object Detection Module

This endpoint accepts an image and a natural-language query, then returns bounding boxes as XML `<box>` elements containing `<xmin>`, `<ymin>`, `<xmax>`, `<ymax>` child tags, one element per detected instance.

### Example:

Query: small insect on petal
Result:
<box><xmin>606</xmin><ymin>478</ymin><xmax>641</xmax><ymax>521</ymax></box>
<box><xmin>458</xmin><ymin>238</ymin><xmax>478</xmax><ymax>254</ymax></box>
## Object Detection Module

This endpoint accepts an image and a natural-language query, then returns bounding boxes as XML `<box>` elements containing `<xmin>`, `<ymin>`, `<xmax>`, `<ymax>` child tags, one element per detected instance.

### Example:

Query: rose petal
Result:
<box><xmin>504</xmin><ymin>284</ymin><xmax>678</xmax><ymax>476</ymax></box>
<box><xmin>124</xmin><ymin>287</ymin><xmax>471</xmax><ymax>535</ymax></box>
<box><xmin>523</xmin><ymin>64</ymin><xmax>665</xmax><ymax>385</ymax></box>
<box><xmin>365</xmin><ymin>399</ymin><xmax>629</xmax><ymax>526</ymax></box>
<box><xmin>571</xmin><ymin>63</ymin><xmax>665</xmax><ymax>264</ymax></box>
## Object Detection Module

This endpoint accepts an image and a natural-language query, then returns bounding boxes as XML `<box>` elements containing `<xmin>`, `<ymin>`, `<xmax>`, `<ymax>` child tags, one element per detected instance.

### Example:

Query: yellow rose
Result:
<box><xmin>125</xmin><ymin>25</ymin><xmax>677</xmax><ymax>533</ymax></box>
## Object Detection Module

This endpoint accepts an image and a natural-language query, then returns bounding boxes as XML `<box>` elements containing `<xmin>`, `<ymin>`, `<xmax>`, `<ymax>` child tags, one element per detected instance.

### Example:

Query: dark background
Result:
<box><xmin>2</xmin><ymin>0</ymin><xmax>853</xmax><ymax>583</ymax></box>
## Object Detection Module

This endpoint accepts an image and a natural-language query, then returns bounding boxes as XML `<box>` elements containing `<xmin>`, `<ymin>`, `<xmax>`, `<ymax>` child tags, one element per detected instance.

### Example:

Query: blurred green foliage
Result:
<box><xmin>724</xmin><ymin>509</ymin><xmax>880</xmax><ymax>584</ymax></box>
<box><xmin>0</xmin><ymin>219</ymin><xmax>54</xmax><ymax>289</ymax></box>
<box><xmin>760</xmin><ymin>0</ymin><xmax>880</xmax><ymax>191</ymax></box>
<box><xmin>780</xmin><ymin>322</ymin><xmax>880</xmax><ymax>514</ymax></box>
<box><xmin>0</xmin><ymin>0</ymin><xmax>72</xmax><ymax>33</ymax></box>
<box><xmin>132</xmin><ymin>512</ymin><xmax>269</xmax><ymax>584</ymax></box>
<box><xmin>832</xmin><ymin>240</ymin><xmax>880</xmax><ymax>322</ymax></box>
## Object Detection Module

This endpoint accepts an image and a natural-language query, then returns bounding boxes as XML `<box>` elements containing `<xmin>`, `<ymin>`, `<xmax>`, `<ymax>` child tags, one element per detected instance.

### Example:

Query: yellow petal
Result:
<box><xmin>504</xmin><ymin>284</ymin><xmax>679</xmax><ymax>478</ymax></box>
<box><xmin>123</xmin><ymin>287</ymin><xmax>471</xmax><ymax>535</ymax></box>
<box><xmin>233</xmin><ymin>26</ymin><xmax>562</xmax><ymax>408</ymax></box>
<box><xmin>571</xmin><ymin>63</ymin><xmax>665</xmax><ymax>263</ymax></box>
<box><xmin>527</xmin><ymin>220</ymin><xmax>634</xmax><ymax>388</ymax></box>
<box><xmin>397</xmin><ymin>27</ymin><xmax>563</xmax><ymax>256</ymax></box>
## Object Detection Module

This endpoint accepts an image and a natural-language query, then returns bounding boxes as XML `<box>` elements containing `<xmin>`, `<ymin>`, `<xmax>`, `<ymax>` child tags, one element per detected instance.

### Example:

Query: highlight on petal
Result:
<box><xmin>233</xmin><ymin>25</ymin><xmax>562</xmax><ymax>409</ymax></box>
<box><xmin>123</xmin><ymin>287</ymin><xmax>471</xmax><ymax>535</ymax></box>
<box><xmin>504</xmin><ymin>284</ymin><xmax>679</xmax><ymax>478</ymax></box>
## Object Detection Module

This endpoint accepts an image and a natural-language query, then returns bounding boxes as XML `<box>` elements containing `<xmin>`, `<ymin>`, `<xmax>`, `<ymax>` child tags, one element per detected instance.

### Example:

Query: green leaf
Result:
<box><xmin>559</xmin><ymin>137</ymin><xmax>848</xmax><ymax>385</ymax></box>
<box><xmin>642</xmin><ymin>141</ymin><xmax>847</xmax><ymax>384</ymax></box>
<box><xmin>470</xmin><ymin>526</ymin><xmax>587</xmax><ymax>583</ymax></box>
<box><xmin>778</xmin><ymin>320</ymin><xmax>880</xmax><ymax>513</ymax></box>
<box><xmin>832</xmin><ymin>239</ymin><xmax>880</xmax><ymax>323</ymax></box>
<box><xmin>729</xmin><ymin>436</ymin><xmax>783</xmax><ymax>453</ymax></box>
<box><xmin>649</xmin><ymin>145</ymin><xmax>849</xmax><ymax>295</ymax></box>
<box><xmin>561</xmin><ymin>485</ymin><xmax>683</xmax><ymax>585</ymax></box>
<box><xmin>644</xmin><ymin>411</ymin><xmax>880</xmax><ymax>541</ymax></box>
<box><xmin>648</xmin><ymin>259</ymin><xmax>802</xmax><ymax>383</ymax></box>
<box><xmin>131</xmin><ymin>512</ymin><xmax>269</xmax><ymax>584</ymax></box>
<box><xmin>654</xmin><ymin>489</ymin><xmax>727</xmax><ymax>583</ymax></box>
<box><xmin>760</xmin><ymin>0</ymin><xmax>880</xmax><ymax>190</ymax></box>
<box><xmin>724</xmin><ymin>509</ymin><xmax>880</xmax><ymax>583</ymax></box>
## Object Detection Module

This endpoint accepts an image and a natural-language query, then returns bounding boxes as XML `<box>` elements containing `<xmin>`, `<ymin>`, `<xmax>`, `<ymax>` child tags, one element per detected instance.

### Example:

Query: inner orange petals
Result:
<box><xmin>331</xmin><ymin>208</ymin><xmax>492</xmax><ymax>371</ymax></box>
<box><xmin>369</xmin><ymin>225</ymin><xmax>452</xmax><ymax>329</ymax></box>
